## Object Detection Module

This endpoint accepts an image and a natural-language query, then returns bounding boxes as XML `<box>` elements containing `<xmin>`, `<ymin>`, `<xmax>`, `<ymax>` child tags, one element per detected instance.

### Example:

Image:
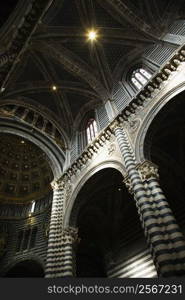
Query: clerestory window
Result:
<box><xmin>131</xmin><ymin>68</ymin><xmax>152</xmax><ymax>90</ymax></box>
<box><xmin>86</xmin><ymin>119</ymin><xmax>98</xmax><ymax>143</ymax></box>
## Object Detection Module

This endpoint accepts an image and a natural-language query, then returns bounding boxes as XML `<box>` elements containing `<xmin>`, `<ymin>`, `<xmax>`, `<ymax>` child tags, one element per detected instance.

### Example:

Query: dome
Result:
<box><xmin>0</xmin><ymin>133</ymin><xmax>53</xmax><ymax>203</ymax></box>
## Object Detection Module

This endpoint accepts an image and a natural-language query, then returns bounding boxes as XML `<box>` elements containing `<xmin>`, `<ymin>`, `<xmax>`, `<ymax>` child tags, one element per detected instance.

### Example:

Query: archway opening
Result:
<box><xmin>4</xmin><ymin>260</ymin><xmax>44</xmax><ymax>277</ymax></box>
<box><xmin>70</xmin><ymin>168</ymin><xmax>156</xmax><ymax>277</ymax></box>
<box><xmin>144</xmin><ymin>90</ymin><xmax>185</xmax><ymax>235</ymax></box>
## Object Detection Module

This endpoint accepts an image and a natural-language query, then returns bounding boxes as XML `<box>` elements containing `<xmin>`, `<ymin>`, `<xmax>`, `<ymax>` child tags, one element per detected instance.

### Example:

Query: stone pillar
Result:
<box><xmin>45</xmin><ymin>179</ymin><xmax>78</xmax><ymax>278</ymax></box>
<box><xmin>61</xmin><ymin>227</ymin><xmax>78</xmax><ymax>277</ymax></box>
<box><xmin>111</xmin><ymin>121</ymin><xmax>185</xmax><ymax>277</ymax></box>
<box><xmin>137</xmin><ymin>161</ymin><xmax>185</xmax><ymax>276</ymax></box>
<box><xmin>45</xmin><ymin>179</ymin><xmax>66</xmax><ymax>278</ymax></box>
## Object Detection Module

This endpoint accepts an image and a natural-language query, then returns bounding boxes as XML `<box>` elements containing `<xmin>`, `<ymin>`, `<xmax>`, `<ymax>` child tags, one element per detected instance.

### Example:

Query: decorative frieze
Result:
<box><xmin>64</xmin><ymin>129</ymin><xmax>112</xmax><ymax>178</ymax></box>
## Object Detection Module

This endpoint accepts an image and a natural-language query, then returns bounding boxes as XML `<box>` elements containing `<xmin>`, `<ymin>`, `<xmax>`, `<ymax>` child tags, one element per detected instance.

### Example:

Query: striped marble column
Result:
<box><xmin>138</xmin><ymin>161</ymin><xmax>185</xmax><ymax>277</ymax></box>
<box><xmin>61</xmin><ymin>227</ymin><xmax>78</xmax><ymax>277</ymax></box>
<box><xmin>111</xmin><ymin>121</ymin><xmax>185</xmax><ymax>276</ymax></box>
<box><xmin>45</xmin><ymin>179</ymin><xmax>78</xmax><ymax>278</ymax></box>
<box><xmin>45</xmin><ymin>179</ymin><xmax>65</xmax><ymax>278</ymax></box>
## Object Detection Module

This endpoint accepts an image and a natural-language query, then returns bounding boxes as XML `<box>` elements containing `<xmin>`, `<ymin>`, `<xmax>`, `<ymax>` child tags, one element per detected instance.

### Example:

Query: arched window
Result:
<box><xmin>86</xmin><ymin>118</ymin><xmax>98</xmax><ymax>143</ymax></box>
<box><xmin>131</xmin><ymin>68</ymin><xmax>152</xmax><ymax>90</ymax></box>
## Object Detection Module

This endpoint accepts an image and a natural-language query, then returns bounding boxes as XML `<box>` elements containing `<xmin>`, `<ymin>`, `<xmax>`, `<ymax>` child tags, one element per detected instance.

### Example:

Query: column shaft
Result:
<box><xmin>45</xmin><ymin>181</ymin><xmax>65</xmax><ymax>278</ymax></box>
<box><xmin>45</xmin><ymin>180</ymin><xmax>77</xmax><ymax>278</ymax></box>
<box><xmin>114</xmin><ymin>125</ymin><xmax>185</xmax><ymax>276</ymax></box>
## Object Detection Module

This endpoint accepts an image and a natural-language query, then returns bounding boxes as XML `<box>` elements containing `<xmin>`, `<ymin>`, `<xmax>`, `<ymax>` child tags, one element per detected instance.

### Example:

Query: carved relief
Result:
<box><xmin>109</xmin><ymin>120</ymin><xmax>122</xmax><ymax>132</ymax></box>
<box><xmin>51</xmin><ymin>178</ymin><xmax>65</xmax><ymax>190</ymax></box>
<box><xmin>138</xmin><ymin>161</ymin><xmax>159</xmax><ymax>181</ymax></box>
<box><xmin>62</xmin><ymin>227</ymin><xmax>79</xmax><ymax>244</ymax></box>
<box><xmin>127</xmin><ymin>118</ymin><xmax>141</xmax><ymax>133</ymax></box>
<box><xmin>123</xmin><ymin>176</ymin><xmax>133</xmax><ymax>194</ymax></box>
<box><xmin>65</xmin><ymin>183</ymin><xmax>73</xmax><ymax>205</ymax></box>
<box><xmin>107</xmin><ymin>143</ymin><xmax>116</xmax><ymax>156</ymax></box>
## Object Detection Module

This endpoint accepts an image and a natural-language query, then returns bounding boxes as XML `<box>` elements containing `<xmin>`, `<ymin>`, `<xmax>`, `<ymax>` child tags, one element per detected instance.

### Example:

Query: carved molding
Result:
<box><xmin>65</xmin><ymin>183</ymin><xmax>73</xmax><ymax>205</ymax></box>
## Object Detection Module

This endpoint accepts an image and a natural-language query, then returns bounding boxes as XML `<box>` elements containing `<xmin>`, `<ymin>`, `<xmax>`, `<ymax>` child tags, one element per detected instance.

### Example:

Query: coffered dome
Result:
<box><xmin>0</xmin><ymin>133</ymin><xmax>53</xmax><ymax>203</ymax></box>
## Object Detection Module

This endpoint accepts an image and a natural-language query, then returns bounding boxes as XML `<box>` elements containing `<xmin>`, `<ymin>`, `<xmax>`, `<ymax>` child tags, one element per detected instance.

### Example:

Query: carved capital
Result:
<box><xmin>51</xmin><ymin>178</ymin><xmax>65</xmax><ymax>190</ymax></box>
<box><xmin>109</xmin><ymin>119</ymin><xmax>122</xmax><ymax>132</ymax></box>
<box><xmin>137</xmin><ymin>161</ymin><xmax>159</xmax><ymax>181</ymax></box>
<box><xmin>123</xmin><ymin>176</ymin><xmax>134</xmax><ymax>194</ymax></box>
<box><xmin>63</xmin><ymin>227</ymin><xmax>79</xmax><ymax>244</ymax></box>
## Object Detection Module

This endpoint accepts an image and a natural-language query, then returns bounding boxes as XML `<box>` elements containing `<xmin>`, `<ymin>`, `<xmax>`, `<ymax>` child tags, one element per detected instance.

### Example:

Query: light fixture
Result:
<box><xmin>87</xmin><ymin>30</ymin><xmax>98</xmax><ymax>42</ymax></box>
<box><xmin>52</xmin><ymin>85</ymin><xmax>57</xmax><ymax>91</ymax></box>
<box><xmin>21</xmin><ymin>140</ymin><xmax>25</xmax><ymax>144</ymax></box>
<box><xmin>118</xmin><ymin>188</ymin><xmax>121</xmax><ymax>191</ymax></box>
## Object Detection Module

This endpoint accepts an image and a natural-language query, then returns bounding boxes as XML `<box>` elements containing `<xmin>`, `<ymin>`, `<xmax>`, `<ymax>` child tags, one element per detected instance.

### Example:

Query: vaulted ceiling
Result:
<box><xmin>0</xmin><ymin>0</ymin><xmax>184</xmax><ymax>140</ymax></box>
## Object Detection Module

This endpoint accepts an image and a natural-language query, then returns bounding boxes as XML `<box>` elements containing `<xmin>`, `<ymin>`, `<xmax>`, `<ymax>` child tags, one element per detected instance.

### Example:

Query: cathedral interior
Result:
<box><xmin>1</xmin><ymin>0</ymin><xmax>185</xmax><ymax>278</ymax></box>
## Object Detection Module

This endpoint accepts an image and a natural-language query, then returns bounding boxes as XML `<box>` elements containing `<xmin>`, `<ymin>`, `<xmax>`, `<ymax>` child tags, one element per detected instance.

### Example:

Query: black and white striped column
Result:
<box><xmin>112</xmin><ymin>122</ymin><xmax>185</xmax><ymax>277</ymax></box>
<box><xmin>45</xmin><ymin>179</ymin><xmax>65</xmax><ymax>278</ymax></box>
<box><xmin>138</xmin><ymin>161</ymin><xmax>185</xmax><ymax>277</ymax></box>
<box><xmin>60</xmin><ymin>227</ymin><xmax>78</xmax><ymax>277</ymax></box>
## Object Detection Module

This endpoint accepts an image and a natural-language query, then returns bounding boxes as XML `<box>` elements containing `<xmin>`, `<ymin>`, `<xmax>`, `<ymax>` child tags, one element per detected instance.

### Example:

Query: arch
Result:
<box><xmin>63</xmin><ymin>160</ymin><xmax>126</xmax><ymax>227</ymax></box>
<box><xmin>0</xmin><ymin>98</ymin><xmax>69</xmax><ymax>148</ymax></box>
<box><xmin>135</xmin><ymin>82</ymin><xmax>185</xmax><ymax>162</ymax></box>
<box><xmin>3</xmin><ymin>258</ymin><xmax>44</xmax><ymax>277</ymax></box>
<box><xmin>0</xmin><ymin>117</ymin><xmax>65</xmax><ymax>179</ymax></box>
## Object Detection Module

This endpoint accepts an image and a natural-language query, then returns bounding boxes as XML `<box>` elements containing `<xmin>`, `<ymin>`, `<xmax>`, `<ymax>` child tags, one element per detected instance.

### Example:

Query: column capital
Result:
<box><xmin>51</xmin><ymin>178</ymin><xmax>65</xmax><ymax>190</ymax></box>
<box><xmin>109</xmin><ymin>119</ymin><xmax>123</xmax><ymax>132</ymax></box>
<box><xmin>63</xmin><ymin>227</ymin><xmax>79</xmax><ymax>244</ymax></box>
<box><xmin>137</xmin><ymin>160</ymin><xmax>159</xmax><ymax>181</ymax></box>
<box><xmin>123</xmin><ymin>175</ymin><xmax>134</xmax><ymax>194</ymax></box>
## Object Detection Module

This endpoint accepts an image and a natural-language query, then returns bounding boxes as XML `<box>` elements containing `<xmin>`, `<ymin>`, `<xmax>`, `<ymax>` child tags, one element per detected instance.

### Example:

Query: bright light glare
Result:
<box><xmin>87</xmin><ymin>30</ymin><xmax>98</xmax><ymax>41</ymax></box>
<box><xmin>31</xmin><ymin>201</ymin><xmax>35</xmax><ymax>213</ymax></box>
